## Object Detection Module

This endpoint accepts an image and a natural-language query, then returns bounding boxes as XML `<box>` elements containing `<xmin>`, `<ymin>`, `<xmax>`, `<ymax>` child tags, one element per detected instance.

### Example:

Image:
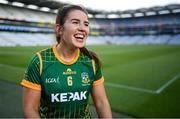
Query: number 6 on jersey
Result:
<box><xmin>67</xmin><ymin>76</ymin><xmax>73</xmax><ymax>86</ymax></box>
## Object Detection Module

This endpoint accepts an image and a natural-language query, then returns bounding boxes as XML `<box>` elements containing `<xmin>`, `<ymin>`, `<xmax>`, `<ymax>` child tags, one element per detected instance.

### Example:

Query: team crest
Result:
<box><xmin>81</xmin><ymin>72</ymin><xmax>90</xmax><ymax>84</ymax></box>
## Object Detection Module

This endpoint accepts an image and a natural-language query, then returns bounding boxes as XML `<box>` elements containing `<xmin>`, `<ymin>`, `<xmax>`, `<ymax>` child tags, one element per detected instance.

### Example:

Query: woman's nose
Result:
<box><xmin>78</xmin><ymin>23</ymin><xmax>86</xmax><ymax>31</ymax></box>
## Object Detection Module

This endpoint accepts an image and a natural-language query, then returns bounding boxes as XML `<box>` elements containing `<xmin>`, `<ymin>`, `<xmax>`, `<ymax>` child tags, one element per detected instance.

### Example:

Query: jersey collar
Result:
<box><xmin>53</xmin><ymin>46</ymin><xmax>80</xmax><ymax>65</ymax></box>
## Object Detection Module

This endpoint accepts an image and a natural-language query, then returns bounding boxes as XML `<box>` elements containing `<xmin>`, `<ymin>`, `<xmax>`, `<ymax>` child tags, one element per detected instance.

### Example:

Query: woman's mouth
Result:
<box><xmin>74</xmin><ymin>34</ymin><xmax>85</xmax><ymax>42</ymax></box>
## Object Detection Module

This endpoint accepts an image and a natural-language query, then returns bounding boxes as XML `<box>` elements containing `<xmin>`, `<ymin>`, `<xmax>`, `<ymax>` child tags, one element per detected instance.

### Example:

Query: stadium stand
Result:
<box><xmin>0</xmin><ymin>0</ymin><xmax>180</xmax><ymax>46</ymax></box>
<box><xmin>0</xmin><ymin>4</ymin><xmax>55</xmax><ymax>22</ymax></box>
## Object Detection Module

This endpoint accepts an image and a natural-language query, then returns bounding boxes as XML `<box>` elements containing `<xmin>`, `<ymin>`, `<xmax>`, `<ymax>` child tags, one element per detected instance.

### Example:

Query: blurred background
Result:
<box><xmin>0</xmin><ymin>0</ymin><xmax>180</xmax><ymax>118</ymax></box>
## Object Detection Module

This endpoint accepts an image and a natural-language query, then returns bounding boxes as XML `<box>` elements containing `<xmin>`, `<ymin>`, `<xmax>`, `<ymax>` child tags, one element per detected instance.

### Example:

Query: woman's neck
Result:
<box><xmin>56</xmin><ymin>43</ymin><xmax>78</xmax><ymax>62</ymax></box>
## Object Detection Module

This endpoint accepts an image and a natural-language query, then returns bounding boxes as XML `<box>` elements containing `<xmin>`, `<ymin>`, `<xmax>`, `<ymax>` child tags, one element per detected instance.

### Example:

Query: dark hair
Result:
<box><xmin>55</xmin><ymin>5</ymin><xmax>101</xmax><ymax>65</ymax></box>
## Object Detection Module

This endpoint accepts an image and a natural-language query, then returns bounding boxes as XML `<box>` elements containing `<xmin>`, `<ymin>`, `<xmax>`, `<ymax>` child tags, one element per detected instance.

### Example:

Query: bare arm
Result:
<box><xmin>91</xmin><ymin>83</ymin><xmax>112</xmax><ymax>118</ymax></box>
<box><xmin>22</xmin><ymin>87</ymin><xmax>41</xmax><ymax>118</ymax></box>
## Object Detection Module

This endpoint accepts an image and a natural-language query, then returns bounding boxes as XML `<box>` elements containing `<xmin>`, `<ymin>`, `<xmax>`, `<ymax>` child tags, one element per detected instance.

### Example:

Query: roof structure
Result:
<box><xmin>4</xmin><ymin>0</ymin><xmax>180</xmax><ymax>18</ymax></box>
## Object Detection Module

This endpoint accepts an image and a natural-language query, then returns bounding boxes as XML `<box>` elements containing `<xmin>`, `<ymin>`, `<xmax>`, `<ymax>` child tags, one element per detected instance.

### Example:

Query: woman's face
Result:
<box><xmin>61</xmin><ymin>9</ymin><xmax>89</xmax><ymax>48</ymax></box>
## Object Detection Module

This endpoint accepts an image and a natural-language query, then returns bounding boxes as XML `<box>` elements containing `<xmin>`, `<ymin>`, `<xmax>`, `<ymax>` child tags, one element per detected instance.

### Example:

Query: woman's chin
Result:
<box><xmin>74</xmin><ymin>42</ymin><xmax>85</xmax><ymax>48</ymax></box>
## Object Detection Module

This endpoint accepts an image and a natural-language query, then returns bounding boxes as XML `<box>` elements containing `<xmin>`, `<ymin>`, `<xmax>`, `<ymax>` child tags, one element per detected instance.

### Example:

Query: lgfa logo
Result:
<box><xmin>46</xmin><ymin>77</ymin><xmax>59</xmax><ymax>83</ymax></box>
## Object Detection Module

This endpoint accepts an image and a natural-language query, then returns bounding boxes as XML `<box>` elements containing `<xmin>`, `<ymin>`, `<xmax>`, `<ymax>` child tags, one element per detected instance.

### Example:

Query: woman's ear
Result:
<box><xmin>55</xmin><ymin>24</ymin><xmax>63</xmax><ymax>35</ymax></box>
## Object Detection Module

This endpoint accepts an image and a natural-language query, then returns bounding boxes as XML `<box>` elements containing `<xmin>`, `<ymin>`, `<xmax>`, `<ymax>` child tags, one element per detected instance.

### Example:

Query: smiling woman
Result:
<box><xmin>20</xmin><ymin>5</ymin><xmax>112</xmax><ymax>118</ymax></box>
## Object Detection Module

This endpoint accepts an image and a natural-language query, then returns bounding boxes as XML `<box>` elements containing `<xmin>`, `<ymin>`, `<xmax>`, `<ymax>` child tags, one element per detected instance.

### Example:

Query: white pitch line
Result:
<box><xmin>156</xmin><ymin>73</ymin><xmax>180</xmax><ymax>94</ymax></box>
<box><xmin>1</xmin><ymin>63</ymin><xmax>179</xmax><ymax>95</ymax></box>
<box><xmin>105</xmin><ymin>82</ymin><xmax>157</xmax><ymax>94</ymax></box>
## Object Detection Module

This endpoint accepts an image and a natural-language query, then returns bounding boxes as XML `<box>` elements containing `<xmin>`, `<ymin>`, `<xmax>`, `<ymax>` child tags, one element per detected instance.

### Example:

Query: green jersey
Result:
<box><xmin>21</xmin><ymin>46</ymin><xmax>104</xmax><ymax>118</ymax></box>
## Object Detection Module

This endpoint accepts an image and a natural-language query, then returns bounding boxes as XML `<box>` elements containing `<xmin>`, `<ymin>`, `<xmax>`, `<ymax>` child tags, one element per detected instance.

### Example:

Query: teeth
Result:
<box><xmin>75</xmin><ymin>34</ymin><xmax>84</xmax><ymax>38</ymax></box>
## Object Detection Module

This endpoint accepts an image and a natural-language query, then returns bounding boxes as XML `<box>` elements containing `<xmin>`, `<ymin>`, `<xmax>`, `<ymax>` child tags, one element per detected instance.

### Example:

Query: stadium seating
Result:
<box><xmin>0</xmin><ymin>4</ymin><xmax>55</xmax><ymax>23</ymax></box>
<box><xmin>0</xmin><ymin>3</ymin><xmax>179</xmax><ymax>46</ymax></box>
<box><xmin>0</xmin><ymin>32</ymin><xmax>179</xmax><ymax>46</ymax></box>
<box><xmin>0</xmin><ymin>32</ymin><xmax>55</xmax><ymax>46</ymax></box>
<box><xmin>168</xmin><ymin>34</ymin><xmax>180</xmax><ymax>44</ymax></box>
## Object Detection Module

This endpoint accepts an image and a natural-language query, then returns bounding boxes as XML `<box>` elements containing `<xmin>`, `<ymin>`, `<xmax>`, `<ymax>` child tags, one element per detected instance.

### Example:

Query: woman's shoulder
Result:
<box><xmin>79</xmin><ymin>50</ymin><xmax>92</xmax><ymax>61</ymax></box>
<box><xmin>38</xmin><ymin>47</ymin><xmax>53</xmax><ymax>54</ymax></box>
<box><xmin>36</xmin><ymin>47</ymin><xmax>56</xmax><ymax>61</ymax></box>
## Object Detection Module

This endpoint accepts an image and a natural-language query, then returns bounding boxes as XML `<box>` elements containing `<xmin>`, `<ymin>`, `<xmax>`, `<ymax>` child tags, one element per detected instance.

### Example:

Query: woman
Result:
<box><xmin>21</xmin><ymin>5</ymin><xmax>112</xmax><ymax>118</ymax></box>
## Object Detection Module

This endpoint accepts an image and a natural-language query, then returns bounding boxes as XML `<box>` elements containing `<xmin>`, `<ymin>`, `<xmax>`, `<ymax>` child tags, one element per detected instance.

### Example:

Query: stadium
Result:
<box><xmin>0</xmin><ymin>0</ymin><xmax>180</xmax><ymax>118</ymax></box>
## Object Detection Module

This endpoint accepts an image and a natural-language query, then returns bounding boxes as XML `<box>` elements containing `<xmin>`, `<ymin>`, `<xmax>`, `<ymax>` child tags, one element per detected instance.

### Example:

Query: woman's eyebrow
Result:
<box><xmin>84</xmin><ymin>21</ymin><xmax>89</xmax><ymax>25</ymax></box>
<box><xmin>71</xmin><ymin>18</ymin><xmax>80</xmax><ymax>22</ymax></box>
<box><xmin>71</xmin><ymin>18</ymin><xmax>89</xmax><ymax>24</ymax></box>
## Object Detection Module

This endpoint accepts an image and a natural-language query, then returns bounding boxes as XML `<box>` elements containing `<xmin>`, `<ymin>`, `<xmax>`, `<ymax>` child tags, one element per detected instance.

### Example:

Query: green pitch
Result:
<box><xmin>0</xmin><ymin>45</ymin><xmax>180</xmax><ymax>117</ymax></box>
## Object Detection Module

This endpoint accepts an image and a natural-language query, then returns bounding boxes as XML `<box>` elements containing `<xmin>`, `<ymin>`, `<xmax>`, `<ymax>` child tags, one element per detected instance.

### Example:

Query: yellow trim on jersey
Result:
<box><xmin>53</xmin><ymin>46</ymin><xmax>80</xmax><ymax>65</ymax></box>
<box><xmin>92</xmin><ymin>59</ymin><xmax>96</xmax><ymax>75</ymax></box>
<box><xmin>93</xmin><ymin>76</ymin><xmax>104</xmax><ymax>86</ymax></box>
<box><xmin>37</xmin><ymin>52</ymin><xmax>42</xmax><ymax>76</ymax></box>
<box><xmin>21</xmin><ymin>79</ymin><xmax>41</xmax><ymax>91</ymax></box>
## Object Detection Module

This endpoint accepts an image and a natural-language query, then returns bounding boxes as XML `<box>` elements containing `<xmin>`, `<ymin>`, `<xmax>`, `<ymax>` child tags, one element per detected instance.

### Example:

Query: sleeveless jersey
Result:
<box><xmin>20</xmin><ymin>46</ymin><xmax>104</xmax><ymax>118</ymax></box>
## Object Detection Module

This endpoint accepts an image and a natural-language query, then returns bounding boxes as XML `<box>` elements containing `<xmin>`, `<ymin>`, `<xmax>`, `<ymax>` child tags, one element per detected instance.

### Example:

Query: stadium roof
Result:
<box><xmin>3</xmin><ymin>0</ymin><xmax>180</xmax><ymax>18</ymax></box>
<box><xmin>6</xmin><ymin>0</ymin><xmax>65</xmax><ymax>9</ymax></box>
<box><xmin>4</xmin><ymin>0</ymin><xmax>102</xmax><ymax>14</ymax></box>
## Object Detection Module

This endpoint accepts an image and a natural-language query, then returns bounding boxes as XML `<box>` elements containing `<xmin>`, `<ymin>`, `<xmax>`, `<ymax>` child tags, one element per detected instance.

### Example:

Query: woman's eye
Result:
<box><xmin>85</xmin><ymin>23</ymin><xmax>89</xmax><ymax>27</ymax></box>
<box><xmin>72</xmin><ymin>21</ymin><xmax>78</xmax><ymax>24</ymax></box>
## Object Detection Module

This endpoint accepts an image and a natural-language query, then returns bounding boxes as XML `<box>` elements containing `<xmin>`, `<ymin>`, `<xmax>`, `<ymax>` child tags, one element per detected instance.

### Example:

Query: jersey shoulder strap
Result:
<box><xmin>37</xmin><ymin>47</ymin><xmax>56</xmax><ymax>76</ymax></box>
